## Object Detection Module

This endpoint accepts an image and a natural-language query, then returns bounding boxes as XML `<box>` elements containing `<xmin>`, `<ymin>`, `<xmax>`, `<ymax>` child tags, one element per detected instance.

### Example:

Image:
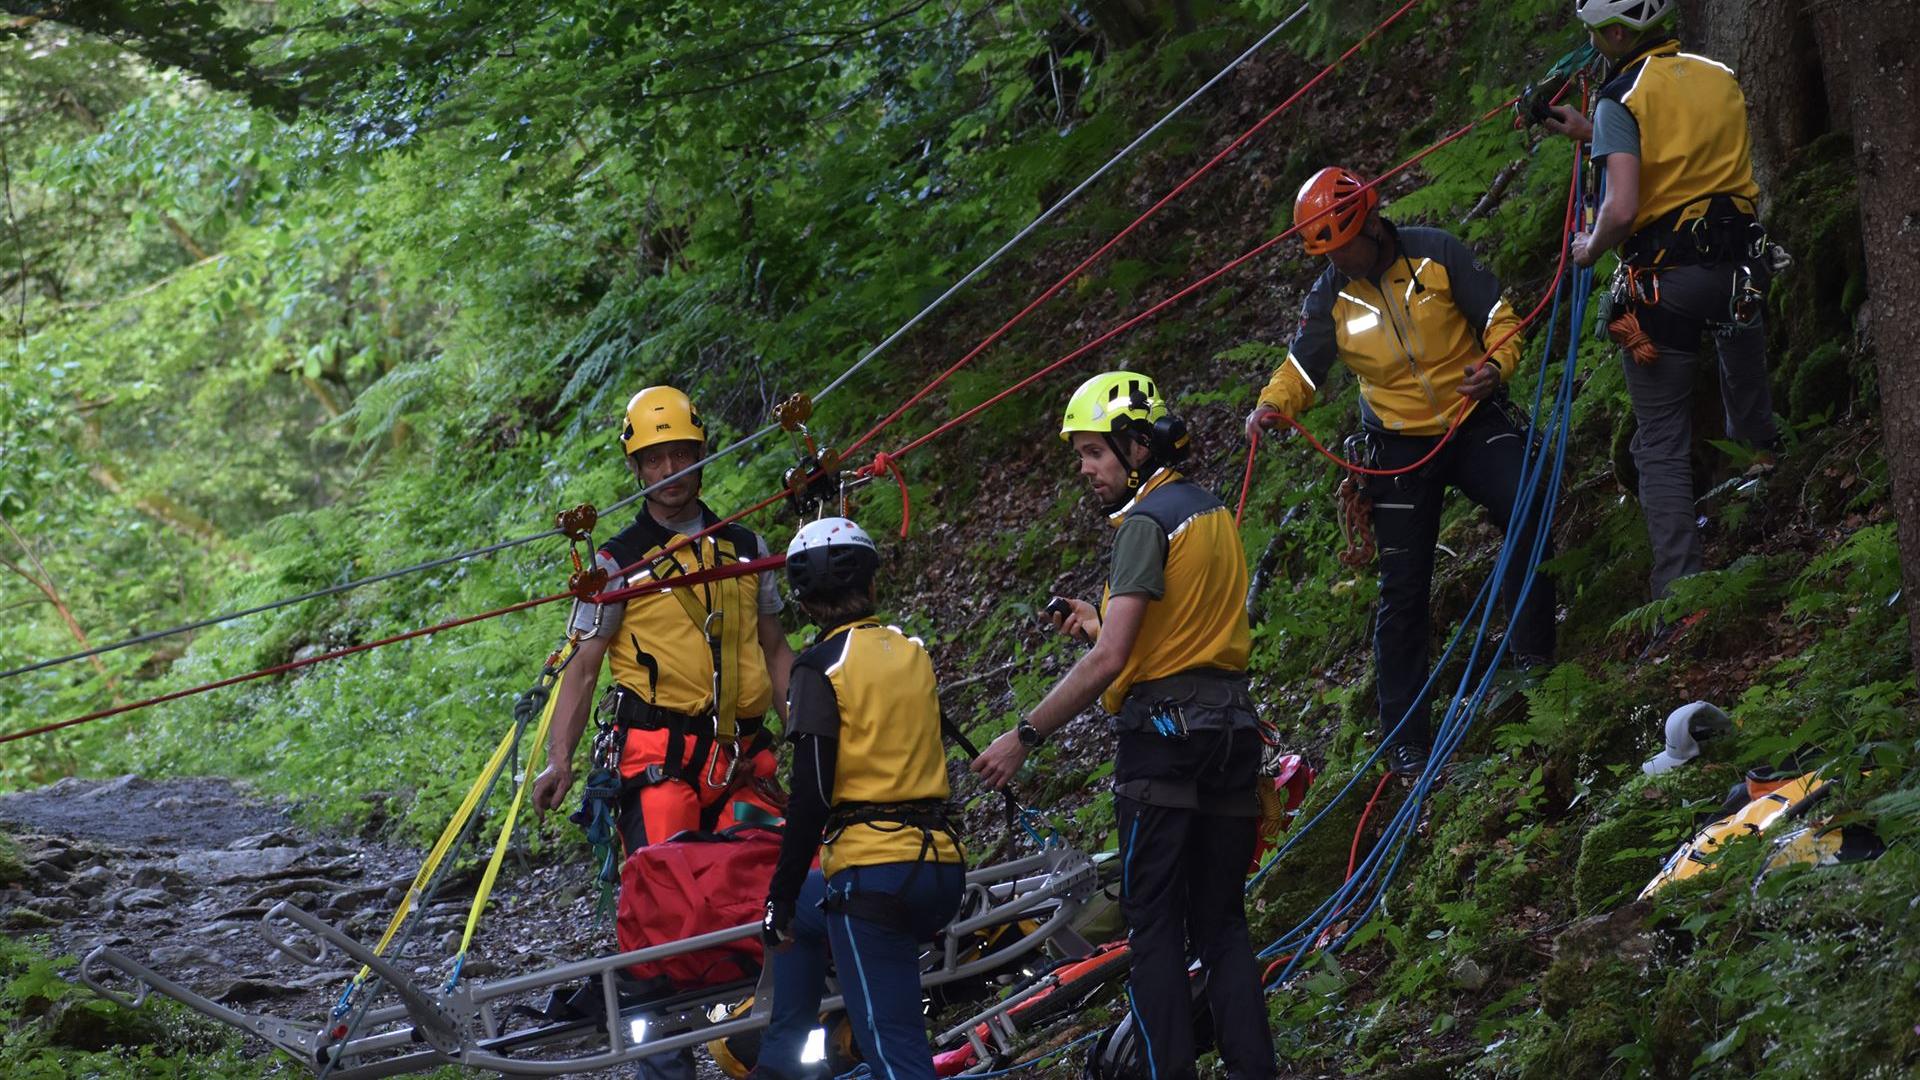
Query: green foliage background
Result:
<box><xmin>0</xmin><ymin>0</ymin><xmax>1912</xmax><ymax>1077</ymax></box>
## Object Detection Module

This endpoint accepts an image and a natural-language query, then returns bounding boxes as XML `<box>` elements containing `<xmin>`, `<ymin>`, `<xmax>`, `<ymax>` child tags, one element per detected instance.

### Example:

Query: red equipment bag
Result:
<box><xmin>616</xmin><ymin>825</ymin><xmax>784</xmax><ymax>990</ymax></box>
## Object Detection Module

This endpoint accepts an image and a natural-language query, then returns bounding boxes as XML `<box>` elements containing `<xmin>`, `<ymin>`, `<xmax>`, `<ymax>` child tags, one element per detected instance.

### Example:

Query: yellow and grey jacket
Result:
<box><xmin>788</xmin><ymin>621</ymin><xmax>964</xmax><ymax>878</ymax></box>
<box><xmin>1101</xmin><ymin>469</ymin><xmax>1251</xmax><ymax>714</ymax></box>
<box><xmin>1257</xmin><ymin>224</ymin><xmax>1523</xmax><ymax>436</ymax></box>
<box><xmin>1599</xmin><ymin>39</ymin><xmax>1759</xmax><ymax>240</ymax></box>
<box><xmin>570</xmin><ymin>505</ymin><xmax>774</xmax><ymax>727</ymax></box>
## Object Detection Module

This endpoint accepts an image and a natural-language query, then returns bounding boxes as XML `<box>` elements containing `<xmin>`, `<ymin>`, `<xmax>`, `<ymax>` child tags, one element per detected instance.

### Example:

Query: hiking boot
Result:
<box><xmin>1383</xmin><ymin>742</ymin><xmax>1430</xmax><ymax>777</ymax></box>
<box><xmin>1636</xmin><ymin>609</ymin><xmax>1707</xmax><ymax>664</ymax></box>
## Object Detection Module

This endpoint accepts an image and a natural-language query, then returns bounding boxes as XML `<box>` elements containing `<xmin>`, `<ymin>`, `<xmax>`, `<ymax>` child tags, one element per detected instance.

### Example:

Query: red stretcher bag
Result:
<box><xmin>616</xmin><ymin>826</ymin><xmax>783</xmax><ymax>990</ymax></box>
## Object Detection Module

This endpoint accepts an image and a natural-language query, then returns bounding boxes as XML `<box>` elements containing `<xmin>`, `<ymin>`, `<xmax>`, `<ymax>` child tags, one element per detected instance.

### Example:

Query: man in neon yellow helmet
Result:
<box><xmin>974</xmin><ymin>371</ymin><xmax>1277</xmax><ymax>1080</ymax></box>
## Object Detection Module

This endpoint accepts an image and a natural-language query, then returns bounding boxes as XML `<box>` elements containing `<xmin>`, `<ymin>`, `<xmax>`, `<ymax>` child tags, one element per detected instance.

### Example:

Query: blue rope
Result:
<box><xmin>1256</xmin><ymin>146</ymin><xmax>1596</xmax><ymax>982</ymax></box>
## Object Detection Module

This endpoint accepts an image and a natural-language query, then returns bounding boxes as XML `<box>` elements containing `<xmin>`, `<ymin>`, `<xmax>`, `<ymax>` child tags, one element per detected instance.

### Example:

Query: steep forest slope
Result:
<box><xmin>0</xmin><ymin>0</ymin><xmax>1913</xmax><ymax>1077</ymax></box>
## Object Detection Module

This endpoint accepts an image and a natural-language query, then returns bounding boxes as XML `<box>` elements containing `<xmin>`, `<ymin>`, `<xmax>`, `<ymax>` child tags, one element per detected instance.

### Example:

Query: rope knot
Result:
<box><xmin>858</xmin><ymin>452</ymin><xmax>912</xmax><ymax>538</ymax></box>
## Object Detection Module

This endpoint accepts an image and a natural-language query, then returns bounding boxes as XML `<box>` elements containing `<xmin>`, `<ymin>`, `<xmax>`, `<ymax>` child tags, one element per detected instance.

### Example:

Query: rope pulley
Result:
<box><xmin>554</xmin><ymin>503</ymin><xmax>607</xmax><ymax>600</ymax></box>
<box><xmin>555</xmin><ymin>503</ymin><xmax>598</xmax><ymax>541</ymax></box>
<box><xmin>774</xmin><ymin>392</ymin><xmax>845</xmax><ymax>518</ymax></box>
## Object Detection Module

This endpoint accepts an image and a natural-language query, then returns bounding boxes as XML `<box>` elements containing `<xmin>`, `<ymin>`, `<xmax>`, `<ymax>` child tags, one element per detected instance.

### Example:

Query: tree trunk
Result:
<box><xmin>1684</xmin><ymin>0</ymin><xmax>1830</xmax><ymax>198</ymax></box>
<box><xmin>1816</xmin><ymin>0</ymin><xmax>1920</xmax><ymax>666</ymax></box>
<box><xmin>1083</xmin><ymin>0</ymin><xmax>1159</xmax><ymax>49</ymax></box>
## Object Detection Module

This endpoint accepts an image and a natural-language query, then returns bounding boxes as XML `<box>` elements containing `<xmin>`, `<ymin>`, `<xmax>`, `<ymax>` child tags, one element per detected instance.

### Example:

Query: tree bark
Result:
<box><xmin>1684</xmin><ymin>0</ymin><xmax>1830</xmax><ymax>198</ymax></box>
<box><xmin>1816</xmin><ymin>0</ymin><xmax>1920</xmax><ymax>666</ymax></box>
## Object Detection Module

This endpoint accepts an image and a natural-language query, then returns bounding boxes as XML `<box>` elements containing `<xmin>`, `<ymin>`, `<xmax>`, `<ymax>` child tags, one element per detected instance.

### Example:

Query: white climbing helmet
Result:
<box><xmin>1574</xmin><ymin>0</ymin><xmax>1673</xmax><ymax>30</ymax></box>
<box><xmin>785</xmin><ymin>517</ymin><xmax>879</xmax><ymax>600</ymax></box>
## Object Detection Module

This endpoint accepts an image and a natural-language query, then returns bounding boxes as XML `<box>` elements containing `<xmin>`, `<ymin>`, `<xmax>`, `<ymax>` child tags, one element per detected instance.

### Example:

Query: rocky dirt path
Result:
<box><xmin>0</xmin><ymin>774</ymin><xmax>653</xmax><ymax>1078</ymax></box>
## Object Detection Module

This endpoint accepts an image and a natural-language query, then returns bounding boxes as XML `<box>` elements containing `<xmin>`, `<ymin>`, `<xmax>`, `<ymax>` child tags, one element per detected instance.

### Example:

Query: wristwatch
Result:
<box><xmin>1016</xmin><ymin>720</ymin><xmax>1046</xmax><ymax>748</ymax></box>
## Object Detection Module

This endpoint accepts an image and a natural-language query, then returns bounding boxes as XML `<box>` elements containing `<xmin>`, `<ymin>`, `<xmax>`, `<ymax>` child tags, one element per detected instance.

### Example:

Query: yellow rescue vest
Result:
<box><xmin>599</xmin><ymin>508</ymin><xmax>773</xmax><ymax>734</ymax></box>
<box><xmin>1603</xmin><ymin>40</ymin><xmax>1760</xmax><ymax>237</ymax></box>
<box><xmin>807</xmin><ymin>620</ymin><xmax>965</xmax><ymax>877</ymax></box>
<box><xmin>1100</xmin><ymin>470</ymin><xmax>1252</xmax><ymax>714</ymax></box>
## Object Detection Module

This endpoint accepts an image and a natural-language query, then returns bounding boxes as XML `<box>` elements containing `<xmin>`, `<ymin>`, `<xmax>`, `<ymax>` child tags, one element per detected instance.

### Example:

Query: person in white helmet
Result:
<box><xmin>757</xmin><ymin>517</ymin><xmax>965</xmax><ymax>1080</ymax></box>
<box><xmin>1543</xmin><ymin>0</ymin><xmax>1782</xmax><ymax>608</ymax></box>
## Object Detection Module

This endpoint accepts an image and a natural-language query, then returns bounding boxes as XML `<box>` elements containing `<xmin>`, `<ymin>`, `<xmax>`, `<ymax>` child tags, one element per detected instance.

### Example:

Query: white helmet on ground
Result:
<box><xmin>785</xmin><ymin>517</ymin><xmax>879</xmax><ymax>600</ymax></box>
<box><xmin>1575</xmin><ymin>0</ymin><xmax>1673</xmax><ymax>30</ymax></box>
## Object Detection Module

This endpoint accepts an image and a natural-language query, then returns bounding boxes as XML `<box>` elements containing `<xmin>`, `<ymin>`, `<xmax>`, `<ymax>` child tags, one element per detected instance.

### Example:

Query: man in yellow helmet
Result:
<box><xmin>973</xmin><ymin>372</ymin><xmax>1277</xmax><ymax>1080</ymax></box>
<box><xmin>1242</xmin><ymin>166</ymin><xmax>1557</xmax><ymax>776</ymax></box>
<box><xmin>532</xmin><ymin>385</ymin><xmax>795</xmax><ymax>855</ymax></box>
<box><xmin>1543</xmin><ymin>0</ymin><xmax>1781</xmax><ymax>604</ymax></box>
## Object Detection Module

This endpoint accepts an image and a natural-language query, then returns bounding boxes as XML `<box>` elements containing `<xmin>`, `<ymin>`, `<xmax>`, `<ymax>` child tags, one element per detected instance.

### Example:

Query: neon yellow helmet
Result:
<box><xmin>1060</xmin><ymin>371</ymin><xmax>1167</xmax><ymax>441</ymax></box>
<box><xmin>621</xmin><ymin>386</ymin><xmax>706</xmax><ymax>455</ymax></box>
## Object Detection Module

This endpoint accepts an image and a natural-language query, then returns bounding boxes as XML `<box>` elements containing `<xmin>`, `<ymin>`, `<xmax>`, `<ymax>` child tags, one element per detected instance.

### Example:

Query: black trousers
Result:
<box><xmin>1366</xmin><ymin>401</ymin><xmax>1557</xmax><ymax>749</ymax></box>
<box><xmin>1114</xmin><ymin>729</ymin><xmax>1276</xmax><ymax>1080</ymax></box>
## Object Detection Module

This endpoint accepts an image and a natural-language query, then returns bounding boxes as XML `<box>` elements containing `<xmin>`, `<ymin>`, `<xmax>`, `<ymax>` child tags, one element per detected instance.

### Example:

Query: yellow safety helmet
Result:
<box><xmin>1060</xmin><ymin>371</ymin><xmax>1167</xmax><ymax>441</ymax></box>
<box><xmin>620</xmin><ymin>385</ymin><xmax>706</xmax><ymax>455</ymax></box>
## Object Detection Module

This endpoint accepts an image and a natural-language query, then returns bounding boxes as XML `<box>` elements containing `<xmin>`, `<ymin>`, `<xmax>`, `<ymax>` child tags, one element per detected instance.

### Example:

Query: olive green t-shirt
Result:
<box><xmin>1108</xmin><ymin>516</ymin><xmax>1168</xmax><ymax>600</ymax></box>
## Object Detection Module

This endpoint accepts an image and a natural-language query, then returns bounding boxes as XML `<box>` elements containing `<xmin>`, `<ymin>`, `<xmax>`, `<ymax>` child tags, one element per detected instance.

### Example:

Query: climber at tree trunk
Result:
<box><xmin>1543</xmin><ymin>0</ymin><xmax>1783</xmax><ymax>606</ymax></box>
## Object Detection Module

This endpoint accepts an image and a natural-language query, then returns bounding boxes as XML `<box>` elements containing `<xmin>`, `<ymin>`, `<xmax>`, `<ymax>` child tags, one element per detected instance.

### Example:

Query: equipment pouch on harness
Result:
<box><xmin>1622</xmin><ymin>195</ymin><xmax>1765</xmax><ymax>269</ymax></box>
<box><xmin>1113</xmin><ymin>670</ymin><xmax>1257</xmax><ymax>737</ymax></box>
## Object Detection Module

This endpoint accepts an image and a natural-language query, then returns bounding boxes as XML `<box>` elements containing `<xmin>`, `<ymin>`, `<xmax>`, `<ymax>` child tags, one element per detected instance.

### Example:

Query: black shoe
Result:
<box><xmin>1384</xmin><ymin>742</ymin><xmax>1429</xmax><ymax>776</ymax></box>
<box><xmin>1637</xmin><ymin>609</ymin><xmax>1706</xmax><ymax>663</ymax></box>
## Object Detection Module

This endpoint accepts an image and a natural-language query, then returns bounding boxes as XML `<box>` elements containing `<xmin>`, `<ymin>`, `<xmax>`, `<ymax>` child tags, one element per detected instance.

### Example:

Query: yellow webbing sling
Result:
<box><xmin>663</xmin><ymin>534</ymin><xmax>743</xmax><ymax>744</ymax></box>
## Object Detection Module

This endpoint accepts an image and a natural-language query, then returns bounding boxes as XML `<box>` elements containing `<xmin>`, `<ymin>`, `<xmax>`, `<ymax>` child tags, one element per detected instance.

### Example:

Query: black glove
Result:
<box><xmin>762</xmin><ymin>897</ymin><xmax>795</xmax><ymax>949</ymax></box>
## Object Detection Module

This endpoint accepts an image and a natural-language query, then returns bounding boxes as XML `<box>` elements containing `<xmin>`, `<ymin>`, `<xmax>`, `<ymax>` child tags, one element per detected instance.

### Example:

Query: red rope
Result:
<box><xmin>588</xmin><ymin>552</ymin><xmax>787</xmax><ymax>605</ymax></box>
<box><xmin>6</xmin><ymin>555</ymin><xmax>786</xmax><ymax>745</ymax></box>
<box><xmin>16</xmin><ymin>36</ymin><xmax>1540</xmax><ymax>741</ymax></box>
<box><xmin>1260</xmin><ymin>769</ymin><xmax>1396</xmax><ymax>985</ymax></box>
<box><xmin>593</xmin><ymin>0</ymin><xmax>1429</xmax><ymax>559</ymax></box>
<box><xmin>1234</xmin><ymin>432</ymin><xmax>1260</xmax><ymax>527</ymax></box>
<box><xmin>880</xmin><ymin>96</ymin><xmax>1524</xmax><ymax>474</ymax></box>
<box><xmin>1347</xmin><ymin>771</ymin><xmax>1395</xmax><ymax>882</ymax></box>
<box><xmin>838</xmin><ymin>0</ymin><xmax>1429</xmax><ymax>466</ymax></box>
<box><xmin>857</xmin><ymin>452</ymin><xmax>911</xmax><ymax>538</ymax></box>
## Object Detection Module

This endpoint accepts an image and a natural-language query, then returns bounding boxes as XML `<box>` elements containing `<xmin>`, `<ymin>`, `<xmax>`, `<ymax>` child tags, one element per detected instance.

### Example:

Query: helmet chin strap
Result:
<box><xmin>1103</xmin><ymin>427</ymin><xmax>1156</xmax><ymax>508</ymax></box>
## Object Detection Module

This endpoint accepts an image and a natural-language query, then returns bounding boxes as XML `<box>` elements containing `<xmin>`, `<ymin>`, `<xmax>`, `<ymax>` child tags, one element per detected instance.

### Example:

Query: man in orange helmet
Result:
<box><xmin>1243</xmin><ymin>168</ymin><xmax>1556</xmax><ymax>776</ymax></box>
<box><xmin>533</xmin><ymin>385</ymin><xmax>794</xmax><ymax>851</ymax></box>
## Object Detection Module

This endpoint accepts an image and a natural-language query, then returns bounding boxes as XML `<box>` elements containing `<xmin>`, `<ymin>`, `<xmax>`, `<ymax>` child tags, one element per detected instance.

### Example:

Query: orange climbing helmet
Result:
<box><xmin>1294</xmin><ymin>167</ymin><xmax>1378</xmax><ymax>255</ymax></box>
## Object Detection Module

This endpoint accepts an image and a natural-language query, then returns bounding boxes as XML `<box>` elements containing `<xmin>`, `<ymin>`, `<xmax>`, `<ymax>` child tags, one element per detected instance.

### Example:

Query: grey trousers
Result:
<box><xmin>1620</xmin><ymin>263</ymin><xmax>1778</xmax><ymax>599</ymax></box>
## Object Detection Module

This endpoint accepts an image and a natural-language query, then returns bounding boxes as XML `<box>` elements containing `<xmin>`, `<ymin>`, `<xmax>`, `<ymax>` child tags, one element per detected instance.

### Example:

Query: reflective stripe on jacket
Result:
<box><xmin>1258</xmin><ymin>224</ymin><xmax>1522</xmax><ymax>436</ymax></box>
<box><xmin>1600</xmin><ymin>40</ymin><xmax>1760</xmax><ymax>239</ymax></box>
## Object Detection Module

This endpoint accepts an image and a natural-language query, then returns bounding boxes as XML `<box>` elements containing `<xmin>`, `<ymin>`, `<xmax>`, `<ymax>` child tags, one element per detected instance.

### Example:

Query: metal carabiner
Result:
<box><xmin>1728</xmin><ymin>265</ymin><xmax>1765</xmax><ymax>330</ymax></box>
